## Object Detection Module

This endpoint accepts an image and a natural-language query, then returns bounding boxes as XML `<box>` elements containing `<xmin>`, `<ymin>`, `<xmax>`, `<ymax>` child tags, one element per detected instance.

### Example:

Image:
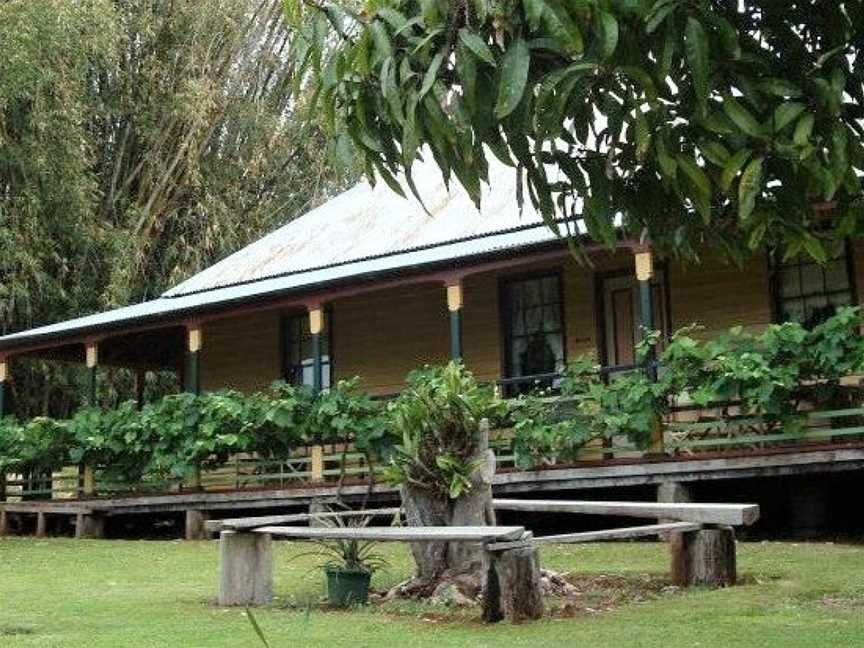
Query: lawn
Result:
<box><xmin>1</xmin><ymin>537</ymin><xmax>863</xmax><ymax>647</ymax></box>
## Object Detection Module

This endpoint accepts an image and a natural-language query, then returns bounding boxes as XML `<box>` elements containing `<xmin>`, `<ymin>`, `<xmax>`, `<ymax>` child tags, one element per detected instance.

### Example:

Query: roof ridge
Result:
<box><xmin>162</xmin><ymin>219</ymin><xmax>567</xmax><ymax>300</ymax></box>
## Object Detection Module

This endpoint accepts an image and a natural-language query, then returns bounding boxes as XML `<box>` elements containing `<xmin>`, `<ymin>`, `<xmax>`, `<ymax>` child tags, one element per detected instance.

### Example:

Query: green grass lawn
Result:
<box><xmin>1</xmin><ymin>537</ymin><xmax>863</xmax><ymax>647</ymax></box>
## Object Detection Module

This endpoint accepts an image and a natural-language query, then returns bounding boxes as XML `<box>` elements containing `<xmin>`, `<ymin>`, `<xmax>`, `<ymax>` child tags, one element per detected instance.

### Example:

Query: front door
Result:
<box><xmin>601</xmin><ymin>273</ymin><xmax>667</xmax><ymax>370</ymax></box>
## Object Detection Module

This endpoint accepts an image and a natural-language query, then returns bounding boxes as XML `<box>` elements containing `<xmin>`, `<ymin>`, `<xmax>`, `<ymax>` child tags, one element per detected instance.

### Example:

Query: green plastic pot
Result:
<box><xmin>325</xmin><ymin>568</ymin><xmax>371</xmax><ymax>608</ymax></box>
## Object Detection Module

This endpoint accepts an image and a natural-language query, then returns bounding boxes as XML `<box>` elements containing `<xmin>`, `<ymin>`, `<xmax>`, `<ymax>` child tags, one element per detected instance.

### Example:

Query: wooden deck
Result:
<box><xmin>1</xmin><ymin>442</ymin><xmax>862</xmax><ymax>536</ymax></box>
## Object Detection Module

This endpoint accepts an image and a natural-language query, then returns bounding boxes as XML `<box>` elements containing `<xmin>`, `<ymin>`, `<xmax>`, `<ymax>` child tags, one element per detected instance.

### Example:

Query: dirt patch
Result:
<box><xmin>550</xmin><ymin>572</ymin><xmax>677</xmax><ymax>618</ymax></box>
<box><xmin>818</xmin><ymin>594</ymin><xmax>864</xmax><ymax>610</ymax></box>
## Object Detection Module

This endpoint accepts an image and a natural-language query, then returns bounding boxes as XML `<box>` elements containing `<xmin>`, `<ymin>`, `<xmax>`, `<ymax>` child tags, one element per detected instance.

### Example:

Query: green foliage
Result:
<box><xmin>383</xmin><ymin>362</ymin><xmax>506</xmax><ymax>499</ymax></box>
<box><xmin>292</xmin><ymin>0</ymin><xmax>864</xmax><ymax>262</ymax></box>
<box><xmin>0</xmin><ymin>380</ymin><xmax>380</xmax><ymax>485</ymax></box>
<box><xmin>512</xmin><ymin>307</ymin><xmax>864</xmax><ymax>467</ymax></box>
<box><xmin>0</xmin><ymin>0</ymin><xmax>347</xmax><ymax>420</ymax></box>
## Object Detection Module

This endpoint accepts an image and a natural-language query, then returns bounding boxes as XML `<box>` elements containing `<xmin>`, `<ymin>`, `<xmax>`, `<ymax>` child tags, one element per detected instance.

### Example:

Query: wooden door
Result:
<box><xmin>602</xmin><ymin>273</ymin><xmax>667</xmax><ymax>369</ymax></box>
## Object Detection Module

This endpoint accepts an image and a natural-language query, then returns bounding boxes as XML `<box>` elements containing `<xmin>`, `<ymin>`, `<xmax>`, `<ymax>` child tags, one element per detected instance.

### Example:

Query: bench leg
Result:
<box><xmin>671</xmin><ymin>526</ymin><xmax>736</xmax><ymax>587</ymax></box>
<box><xmin>35</xmin><ymin>512</ymin><xmax>47</xmax><ymax>538</ymax></box>
<box><xmin>185</xmin><ymin>509</ymin><xmax>210</xmax><ymax>540</ymax></box>
<box><xmin>482</xmin><ymin>535</ymin><xmax>544</xmax><ymax>623</ymax></box>
<box><xmin>0</xmin><ymin>510</ymin><xmax>7</xmax><ymax>536</ymax></box>
<box><xmin>218</xmin><ymin>531</ymin><xmax>273</xmax><ymax>606</ymax></box>
<box><xmin>75</xmin><ymin>513</ymin><xmax>105</xmax><ymax>539</ymax></box>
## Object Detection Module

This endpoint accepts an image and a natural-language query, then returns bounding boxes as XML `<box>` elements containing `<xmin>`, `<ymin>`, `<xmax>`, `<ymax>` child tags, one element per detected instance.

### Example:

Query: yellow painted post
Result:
<box><xmin>83</xmin><ymin>465</ymin><xmax>96</xmax><ymax>497</ymax></box>
<box><xmin>310</xmin><ymin>445</ymin><xmax>325</xmax><ymax>482</ymax></box>
<box><xmin>308</xmin><ymin>307</ymin><xmax>324</xmax><ymax>393</ymax></box>
<box><xmin>635</xmin><ymin>246</ymin><xmax>664</xmax><ymax>454</ymax></box>
<box><xmin>446</xmin><ymin>281</ymin><xmax>464</xmax><ymax>361</ymax></box>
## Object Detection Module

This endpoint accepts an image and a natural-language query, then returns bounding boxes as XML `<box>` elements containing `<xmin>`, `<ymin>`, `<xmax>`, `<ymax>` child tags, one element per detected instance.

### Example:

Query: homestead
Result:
<box><xmin>1</xmin><ymin>156</ymin><xmax>863</xmax><ymax>539</ymax></box>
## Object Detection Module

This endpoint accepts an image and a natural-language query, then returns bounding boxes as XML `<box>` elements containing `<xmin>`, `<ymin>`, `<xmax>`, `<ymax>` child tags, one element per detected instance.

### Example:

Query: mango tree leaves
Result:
<box><xmin>293</xmin><ymin>0</ymin><xmax>864</xmax><ymax>262</ymax></box>
<box><xmin>495</xmin><ymin>37</ymin><xmax>531</xmax><ymax>118</ymax></box>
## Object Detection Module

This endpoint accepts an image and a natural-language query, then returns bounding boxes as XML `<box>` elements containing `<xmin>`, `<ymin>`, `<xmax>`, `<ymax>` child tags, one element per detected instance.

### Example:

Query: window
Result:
<box><xmin>502</xmin><ymin>272</ymin><xmax>566</xmax><ymax>392</ymax></box>
<box><xmin>282</xmin><ymin>311</ymin><xmax>331</xmax><ymax>389</ymax></box>
<box><xmin>772</xmin><ymin>244</ymin><xmax>855</xmax><ymax>328</ymax></box>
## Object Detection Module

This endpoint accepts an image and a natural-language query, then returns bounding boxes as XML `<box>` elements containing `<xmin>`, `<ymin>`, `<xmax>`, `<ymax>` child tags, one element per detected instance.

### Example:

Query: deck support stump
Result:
<box><xmin>482</xmin><ymin>534</ymin><xmax>544</xmax><ymax>624</ymax></box>
<box><xmin>218</xmin><ymin>531</ymin><xmax>273</xmax><ymax>606</ymax></box>
<box><xmin>75</xmin><ymin>513</ymin><xmax>105</xmax><ymax>539</ymax></box>
<box><xmin>35</xmin><ymin>512</ymin><xmax>47</xmax><ymax>538</ymax></box>
<box><xmin>185</xmin><ymin>509</ymin><xmax>210</xmax><ymax>540</ymax></box>
<box><xmin>670</xmin><ymin>526</ymin><xmax>737</xmax><ymax>587</ymax></box>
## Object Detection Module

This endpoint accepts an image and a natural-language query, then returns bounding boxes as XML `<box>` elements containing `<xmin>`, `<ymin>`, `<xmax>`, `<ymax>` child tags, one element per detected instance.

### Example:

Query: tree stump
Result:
<box><xmin>218</xmin><ymin>531</ymin><xmax>273</xmax><ymax>606</ymax></box>
<box><xmin>397</xmin><ymin>419</ymin><xmax>496</xmax><ymax>596</ymax></box>
<box><xmin>482</xmin><ymin>533</ymin><xmax>544</xmax><ymax>623</ymax></box>
<box><xmin>670</xmin><ymin>526</ymin><xmax>737</xmax><ymax>587</ymax></box>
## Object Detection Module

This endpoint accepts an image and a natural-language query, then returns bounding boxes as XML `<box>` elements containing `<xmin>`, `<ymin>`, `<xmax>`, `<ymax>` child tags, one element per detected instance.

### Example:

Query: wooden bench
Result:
<box><xmin>494</xmin><ymin>498</ymin><xmax>760</xmax><ymax>586</ymax></box>
<box><xmin>213</xmin><ymin>499</ymin><xmax>759</xmax><ymax>622</ymax></box>
<box><xmin>216</xmin><ymin>518</ymin><xmax>539</xmax><ymax>622</ymax></box>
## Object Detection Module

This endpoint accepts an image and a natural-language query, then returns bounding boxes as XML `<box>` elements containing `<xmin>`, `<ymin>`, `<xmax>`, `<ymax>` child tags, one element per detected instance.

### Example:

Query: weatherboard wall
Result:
<box><xmin>197</xmin><ymin>249</ymin><xmax>862</xmax><ymax>396</ymax></box>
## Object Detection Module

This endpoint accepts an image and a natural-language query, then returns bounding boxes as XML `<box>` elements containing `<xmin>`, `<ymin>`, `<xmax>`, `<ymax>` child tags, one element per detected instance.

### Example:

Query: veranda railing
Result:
<box><xmin>3</xmin><ymin>376</ymin><xmax>864</xmax><ymax>501</ymax></box>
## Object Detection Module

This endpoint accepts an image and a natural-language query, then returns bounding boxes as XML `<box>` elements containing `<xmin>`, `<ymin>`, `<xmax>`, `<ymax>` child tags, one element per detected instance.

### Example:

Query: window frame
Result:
<box><xmin>279</xmin><ymin>307</ymin><xmax>334</xmax><ymax>389</ymax></box>
<box><xmin>768</xmin><ymin>240</ymin><xmax>858</xmax><ymax>327</ymax></box>
<box><xmin>498</xmin><ymin>268</ymin><xmax>568</xmax><ymax>391</ymax></box>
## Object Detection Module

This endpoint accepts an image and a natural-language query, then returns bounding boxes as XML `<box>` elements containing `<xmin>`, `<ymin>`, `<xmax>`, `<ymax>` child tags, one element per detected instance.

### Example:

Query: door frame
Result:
<box><xmin>595</xmin><ymin>265</ymin><xmax>672</xmax><ymax>369</ymax></box>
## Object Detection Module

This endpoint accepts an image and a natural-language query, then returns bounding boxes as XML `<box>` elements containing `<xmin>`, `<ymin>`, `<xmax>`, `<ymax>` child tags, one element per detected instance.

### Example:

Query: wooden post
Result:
<box><xmin>218</xmin><ymin>531</ymin><xmax>274</xmax><ymax>606</ymax></box>
<box><xmin>185</xmin><ymin>509</ymin><xmax>210</xmax><ymax>540</ymax></box>
<box><xmin>134</xmin><ymin>368</ymin><xmax>147</xmax><ymax>408</ymax></box>
<box><xmin>670</xmin><ymin>526</ymin><xmax>737</xmax><ymax>587</ymax></box>
<box><xmin>446</xmin><ymin>282</ymin><xmax>463</xmax><ymax>361</ymax></box>
<box><xmin>310</xmin><ymin>445</ymin><xmax>325</xmax><ymax>482</ymax></box>
<box><xmin>308</xmin><ymin>306</ymin><xmax>324</xmax><ymax>393</ymax></box>
<box><xmin>634</xmin><ymin>247</ymin><xmax>657</xmax><ymax>381</ymax></box>
<box><xmin>83</xmin><ymin>465</ymin><xmax>96</xmax><ymax>497</ymax></box>
<box><xmin>85</xmin><ymin>342</ymin><xmax>99</xmax><ymax>406</ymax></box>
<box><xmin>35</xmin><ymin>512</ymin><xmax>47</xmax><ymax>538</ymax></box>
<box><xmin>75</xmin><ymin>513</ymin><xmax>105</xmax><ymax>539</ymax></box>
<box><xmin>0</xmin><ymin>357</ymin><xmax>9</xmax><ymax>418</ymax></box>
<box><xmin>184</xmin><ymin>325</ymin><xmax>202</xmax><ymax>394</ymax></box>
<box><xmin>482</xmin><ymin>532</ymin><xmax>544</xmax><ymax>623</ymax></box>
<box><xmin>0</xmin><ymin>509</ymin><xmax>8</xmax><ymax>536</ymax></box>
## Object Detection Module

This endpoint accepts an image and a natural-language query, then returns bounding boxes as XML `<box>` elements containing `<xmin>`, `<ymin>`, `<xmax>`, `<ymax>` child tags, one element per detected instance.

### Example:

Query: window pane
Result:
<box><xmin>800</xmin><ymin>263</ymin><xmax>824</xmax><ymax>296</ymax></box>
<box><xmin>542</xmin><ymin>276</ymin><xmax>559</xmax><ymax>302</ymax></box>
<box><xmin>775</xmin><ymin>248</ymin><xmax>854</xmax><ymax>329</ymax></box>
<box><xmin>825</xmin><ymin>258</ymin><xmax>850</xmax><ymax>291</ymax></box>
<box><xmin>779</xmin><ymin>267</ymin><xmax>801</xmax><ymax>298</ymax></box>
<box><xmin>505</xmin><ymin>274</ymin><xmax>565</xmax><ymax>383</ymax></box>
<box><xmin>543</xmin><ymin>305</ymin><xmax>562</xmax><ymax>332</ymax></box>
<box><xmin>523</xmin><ymin>306</ymin><xmax>543</xmax><ymax>334</ymax></box>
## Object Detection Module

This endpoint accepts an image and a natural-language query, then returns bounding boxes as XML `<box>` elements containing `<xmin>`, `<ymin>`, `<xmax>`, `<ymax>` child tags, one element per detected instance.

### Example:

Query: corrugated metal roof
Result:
<box><xmin>0</xmin><ymin>154</ymin><xmax>569</xmax><ymax>349</ymax></box>
<box><xmin>165</xmin><ymin>153</ymin><xmax>548</xmax><ymax>297</ymax></box>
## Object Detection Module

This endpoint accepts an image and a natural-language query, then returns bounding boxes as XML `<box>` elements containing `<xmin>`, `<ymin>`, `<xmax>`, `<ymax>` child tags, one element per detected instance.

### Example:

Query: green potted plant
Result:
<box><xmin>311</xmin><ymin>513</ymin><xmax>387</xmax><ymax>608</ymax></box>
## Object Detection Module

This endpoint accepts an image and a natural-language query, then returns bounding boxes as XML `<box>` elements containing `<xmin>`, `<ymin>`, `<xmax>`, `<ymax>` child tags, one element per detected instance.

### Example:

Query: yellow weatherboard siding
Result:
<box><xmin>332</xmin><ymin>283</ymin><xmax>450</xmax><ymax>395</ymax></box>
<box><xmin>197</xmin><ymin>246</ymin><xmax>864</xmax><ymax>396</ymax></box>
<box><xmin>200</xmin><ymin>311</ymin><xmax>281</xmax><ymax>393</ymax></box>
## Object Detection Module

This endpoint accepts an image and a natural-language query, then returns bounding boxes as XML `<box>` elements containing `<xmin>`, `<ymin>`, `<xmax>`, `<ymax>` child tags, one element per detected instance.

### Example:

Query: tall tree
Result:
<box><xmin>0</xmin><ymin>0</ymin><xmax>346</xmax><ymax>417</ymax></box>
<box><xmin>289</xmin><ymin>0</ymin><xmax>864</xmax><ymax>262</ymax></box>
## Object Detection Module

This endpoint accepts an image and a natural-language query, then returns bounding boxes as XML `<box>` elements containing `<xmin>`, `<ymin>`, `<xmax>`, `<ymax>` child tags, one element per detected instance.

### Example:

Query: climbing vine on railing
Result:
<box><xmin>0</xmin><ymin>379</ymin><xmax>385</xmax><ymax>485</ymax></box>
<box><xmin>510</xmin><ymin>307</ymin><xmax>864</xmax><ymax>468</ymax></box>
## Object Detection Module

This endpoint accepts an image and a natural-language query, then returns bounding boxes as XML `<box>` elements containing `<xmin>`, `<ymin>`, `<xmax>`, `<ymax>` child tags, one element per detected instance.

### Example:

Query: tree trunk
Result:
<box><xmin>396</xmin><ymin>420</ymin><xmax>496</xmax><ymax>597</ymax></box>
<box><xmin>482</xmin><ymin>533</ymin><xmax>544</xmax><ymax>623</ymax></box>
<box><xmin>670</xmin><ymin>526</ymin><xmax>737</xmax><ymax>587</ymax></box>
